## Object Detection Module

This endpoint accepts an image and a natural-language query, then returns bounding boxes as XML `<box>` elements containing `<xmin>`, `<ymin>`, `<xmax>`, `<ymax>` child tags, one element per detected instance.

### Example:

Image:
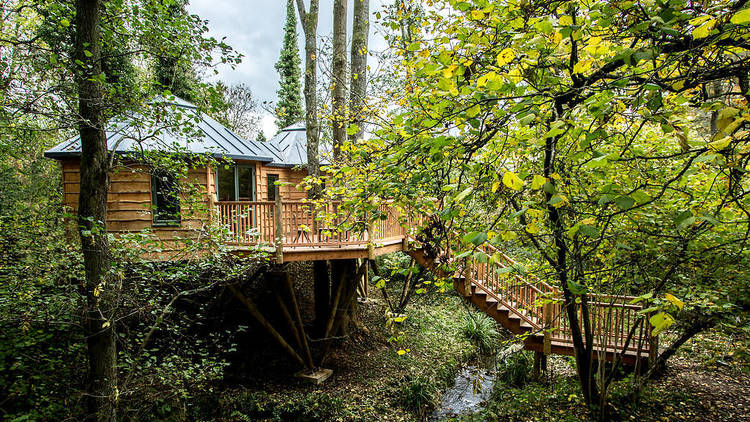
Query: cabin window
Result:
<box><xmin>237</xmin><ymin>166</ymin><xmax>255</xmax><ymax>201</ymax></box>
<box><xmin>217</xmin><ymin>166</ymin><xmax>236</xmax><ymax>201</ymax></box>
<box><xmin>151</xmin><ymin>171</ymin><xmax>180</xmax><ymax>226</ymax></box>
<box><xmin>217</xmin><ymin>165</ymin><xmax>255</xmax><ymax>202</ymax></box>
<box><xmin>267</xmin><ymin>174</ymin><xmax>279</xmax><ymax>201</ymax></box>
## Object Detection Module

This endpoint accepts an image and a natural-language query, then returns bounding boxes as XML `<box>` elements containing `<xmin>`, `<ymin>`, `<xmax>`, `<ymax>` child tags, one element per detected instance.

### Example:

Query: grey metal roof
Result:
<box><xmin>266</xmin><ymin>122</ymin><xmax>331</xmax><ymax>168</ymax></box>
<box><xmin>44</xmin><ymin>98</ymin><xmax>280</xmax><ymax>164</ymax></box>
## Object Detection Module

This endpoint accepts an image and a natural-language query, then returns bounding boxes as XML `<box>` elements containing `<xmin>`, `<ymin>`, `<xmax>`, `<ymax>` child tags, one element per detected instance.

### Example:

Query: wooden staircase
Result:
<box><xmin>407</xmin><ymin>243</ymin><xmax>652</xmax><ymax>367</ymax></box>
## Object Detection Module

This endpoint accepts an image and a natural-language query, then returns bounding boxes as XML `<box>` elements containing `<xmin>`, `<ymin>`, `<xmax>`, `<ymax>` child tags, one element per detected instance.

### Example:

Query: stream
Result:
<box><xmin>430</xmin><ymin>360</ymin><xmax>496</xmax><ymax>421</ymax></box>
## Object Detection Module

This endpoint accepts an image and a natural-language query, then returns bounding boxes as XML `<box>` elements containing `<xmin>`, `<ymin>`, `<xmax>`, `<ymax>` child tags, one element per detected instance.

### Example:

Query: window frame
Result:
<box><xmin>151</xmin><ymin>170</ymin><xmax>181</xmax><ymax>227</ymax></box>
<box><xmin>267</xmin><ymin>174</ymin><xmax>279</xmax><ymax>201</ymax></box>
<box><xmin>216</xmin><ymin>164</ymin><xmax>256</xmax><ymax>202</ymax></box>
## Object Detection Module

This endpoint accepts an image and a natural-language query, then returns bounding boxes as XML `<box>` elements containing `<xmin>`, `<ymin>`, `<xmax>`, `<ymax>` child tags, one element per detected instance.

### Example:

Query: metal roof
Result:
<box><xmin>265</xmin><ymin>122</ymin><xmax>331</xmax><ymax>168</ymax></box>
<box><xmin>44</xmin><ymin>98</ymin><xmax>324</xmax><ymax>167</ymax></box>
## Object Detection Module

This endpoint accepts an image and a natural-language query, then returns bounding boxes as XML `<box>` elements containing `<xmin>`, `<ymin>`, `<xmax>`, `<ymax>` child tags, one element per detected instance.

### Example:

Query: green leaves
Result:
<box><xmin>567</xmin><ymin>280</ymin><xmax>588</xmax><ymax>295</ymax></box>
<box><xmin>463</xmin><ymin>231</ymin><xmax>488</xmax><ymax>246</ymax></box>
<box><xmin>614</xmin><ymin>196</ymin><xmax>634</xmax><ymax>210</ymax></box>
<box><xmin>649</xmin><ymin>312</ymin><xmax>675</xmax><ymax>336</ymax></box>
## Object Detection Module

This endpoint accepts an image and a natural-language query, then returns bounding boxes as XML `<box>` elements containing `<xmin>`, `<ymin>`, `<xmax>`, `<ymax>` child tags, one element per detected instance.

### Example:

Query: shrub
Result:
<box><xmin>460</xmin><ymin>312</ymin><xmax>498</xmax><ymax>355</ymax></box>
<box><xmin>497</xmin><ymin>351</ymin><xmax>531</xmax><ymax>388</ymax></box>
<box><xmin>398</xmin><ymin>375</ymin><xmax>438</xmax><ymax>418</ymax></box>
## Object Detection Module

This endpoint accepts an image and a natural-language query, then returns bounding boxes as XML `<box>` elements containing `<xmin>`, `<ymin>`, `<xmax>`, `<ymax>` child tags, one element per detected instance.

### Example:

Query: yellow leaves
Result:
<box><xmin>501</xmin><ymin>230</ymin><xmax>517</xmax><ymax>241</ymax></box>
<box><xmin>502</xmin><ymin>171</ymin><xmax>524</xmax><ymax>191</ymax></box>
<box><xmin>496</xmin><ymin>48</ymin><xmax>515</xmax><ymax>67</ymax></box>
<box><xmin>559</xmin><ymin>15</ymin><xmax>573</xmax><ymax>26</ymax></box>
<box><xmin>476</xmin><ymin>71</ymin><xmax>503</xmax><ymax>91</ymax></box>
<box><xmin>466</xmin><ymin>104</ymin><xmax>481</xmax><ymax>118</ymax></box>
<box><xmin>471</xmin><ymin>9</ymin><xmax>485</xmax><ymax>20</ymax></box>
<box><xmin>573</xmin><ymin>59</ymin><xmax>593</xmax><ymax>74</ymax></box>
<box><xmin>665</xmin><ymin>293</ymin><xmax>685</xmax><ymax>310</ymax></box>
<box><xmin>442</xmin><ymin>64</ymin><xmax>459</xmax><ymax>78</ymax></box>
<box><xmin>492</xmin><ymin>180</ymin><xmax>500</xmax><ymax>193</ymax></box>
<box><xmin>531</xmin><ymin>175</ymin><xmax>547</xmax><ymax>190</ymax></box>
<box><xmin>525</xmin><ymin>223</ymin><xmax>540</xmax><ymax>234</ymax></box>
<box><xmin>692</xmin><ymin>18</ymin><xmax>716</xmax><ymax>39</ymax></box>
<box><xmin>507</xmin><ymin>67</ymin><xmax>523</xmax><ymax>83</ymax></box>
<box><xmin>730</xmin><ymin>8</ymin><xmax>750</xmax><ymax>25</ymax></box>
<box><xmin>708</xmin><ymin>136</ymin><xmax>732</xmax><ymax>151</ymax></box>
<box><xmin>671</xmin><ymin>80</ymin><xmax>685</xmax><ymax>91</ymax></box>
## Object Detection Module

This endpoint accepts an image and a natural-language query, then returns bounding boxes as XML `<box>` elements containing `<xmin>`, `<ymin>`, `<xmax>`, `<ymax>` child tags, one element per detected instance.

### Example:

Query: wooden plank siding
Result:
<box><xmin>254</xmin><ymin>163</ymin><xmax>308</xmax><ymax>201</ymax></box>
<box><xmin>57</xmin><ymin>159</ymin><xmax>320</xmax><ymax>260</ymax></box>
<box><xmin>59</xmin><ymin>159</ymin><xmax>212</xmax><ymax>256</ymax></box>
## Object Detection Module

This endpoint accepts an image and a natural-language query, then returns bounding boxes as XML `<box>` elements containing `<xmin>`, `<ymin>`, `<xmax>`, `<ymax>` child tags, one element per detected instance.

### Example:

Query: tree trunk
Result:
<box><xmin>74</xmin><ymin>0</ymin><xmax>117</xmax><ymax>420</ymax></box>
<box><xmin>313</xmin><ymin>260</ymin><xmax>330</xmax><ymax>336</ymax></box>
<box><xmin>544</xmin><ymin>103</ymin><xmax>600</xmax><ymax>409</ymax></box>
<box><xmin>349</xmin><ymin>0</ymin><xmax>369</xmax><ymax>143</ymax></box>
<box><xmin>331</xmin><ymin>0</ymin><xmax>348</xmax><ymax>159</ymax></box>
<box><xmin>296</xmin><ymin>0</ymin><xmax>321</xmax><ymax>198</ymax></box>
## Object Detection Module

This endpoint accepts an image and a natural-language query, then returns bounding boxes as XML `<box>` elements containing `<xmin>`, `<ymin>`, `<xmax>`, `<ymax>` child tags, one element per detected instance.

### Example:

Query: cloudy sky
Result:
<box><xmin>189</xmin><ymin>0</ymin><xmax>390</xmax><ymax>137</ymax></box>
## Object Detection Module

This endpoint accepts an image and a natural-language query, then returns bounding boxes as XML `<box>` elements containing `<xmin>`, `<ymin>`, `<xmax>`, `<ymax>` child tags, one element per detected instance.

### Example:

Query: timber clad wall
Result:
<box><xmin>254</xmin><ymin>163</ymin><xmax>308</xmax><ymax>201</ymax></box>
<box><xmin>59</xmin><ymin>159</ymin><xmax>308</xmax><ymax>255</ymax></box>
<box><xmin>61</xmin><ymin>159</ymin><xmax>211</xmax><ymax>254</ymax></box>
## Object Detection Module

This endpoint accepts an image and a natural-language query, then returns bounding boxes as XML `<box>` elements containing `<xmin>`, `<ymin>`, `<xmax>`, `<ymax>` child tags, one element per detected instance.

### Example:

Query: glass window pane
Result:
<box><xmin>238</xmin><ymin>166</ymin><xmax>254</xmax><ymax>201</ymax></box>
<box><xmin>152</xmin><ymin>171</ymin><xmax>180</xmax><ymax>224</ymax></box>
<box><xmin>217</xmin><ymin>166</ymin><xmax>236</xmax><ymax>201</ymax></box>
<box><xmin>267</xmin><ymin>174</ymin><xmax>279</xmax><ymax>201</ymax></box>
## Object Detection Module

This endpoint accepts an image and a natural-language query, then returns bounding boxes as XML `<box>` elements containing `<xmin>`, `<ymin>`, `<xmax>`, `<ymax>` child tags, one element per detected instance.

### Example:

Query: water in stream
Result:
<box><xmin>430</xmin><ymin>364</ymin><xmax>495</xmax><ymax>421</ymax></box>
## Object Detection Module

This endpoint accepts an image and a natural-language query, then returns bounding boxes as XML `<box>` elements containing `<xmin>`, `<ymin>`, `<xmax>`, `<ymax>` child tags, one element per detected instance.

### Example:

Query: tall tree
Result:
<box><xmin>295</xmin><ymin>0</ymin><xmax>321</xmax><ymax>198</ymax></box>
<box><xmin>348</xmin><ymin>0</ymin><xmax>369</xmax><ymax>143</ymax></box>
<box><xmin>331</xmin><ymin>0</ymin><xmax>348</xmax><ymax>158</ymax></box>
<box><xmin>219</xmin><ymin>82</ymin><xmax>261</xmax><ymax>139</ymax></box>
<box><xmin>73</xmin><ymin>0</ymin><xmax>117</xmax><ymax>419</ymax></box>
<box><xmin>152</xmin><ymin>0</ymin><xmax>200</xmax><ymax>101</ymax></box>
<box><xmin>275</xmin><ymin>0</ymin><xmax>304</xmax><ymax>128</ymax></box>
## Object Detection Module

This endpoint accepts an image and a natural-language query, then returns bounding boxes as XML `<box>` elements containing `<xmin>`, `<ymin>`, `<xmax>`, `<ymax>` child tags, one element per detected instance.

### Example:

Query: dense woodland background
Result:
<box><xmin>2</xmin><ymin>0</ymin><xmax>750</xmax><ymax>421</ymax></box>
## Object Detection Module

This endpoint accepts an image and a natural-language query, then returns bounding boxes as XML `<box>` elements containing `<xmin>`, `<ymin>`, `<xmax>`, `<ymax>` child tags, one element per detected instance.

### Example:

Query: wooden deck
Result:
<box><xmin>217</xmin><ymin>200</ymin><xmax>411</xmax><ymax>262</ymax></box>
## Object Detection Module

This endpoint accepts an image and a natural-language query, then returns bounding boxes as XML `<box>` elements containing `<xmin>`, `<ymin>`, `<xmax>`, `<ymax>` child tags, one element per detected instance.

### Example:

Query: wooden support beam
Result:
<box><xmin>227</xmin><ymin>283</ymin><xmax>307</xmax><ymax>368</ymax></box>
<box><xmin>543</xmin><ymin>302</ymin><xmax>552</xmax><ymax>356</ymax></box>
<box><xmin>274</xmin><ymin>289</ymin><xmax>303</xmax><ymax>354</ymax></box>
<box><xmin>280</xmin><ymin>271</ymin><xmax>315</xmax><ymax>370</ymax></box>
<box><xmin>323</xmin><ymin>265</ymin><xmax>347</xmax><ymax>340</ymax></box>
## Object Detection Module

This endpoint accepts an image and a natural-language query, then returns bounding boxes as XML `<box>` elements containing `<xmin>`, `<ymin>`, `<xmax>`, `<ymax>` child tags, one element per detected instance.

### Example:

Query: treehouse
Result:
<box><xmin>45</xmin><ymin>98</ymin><xmax>654</xmax><ymax>375</ymax></box>
<box><xmin>44</xmin><ymin>98</ymin><xmax>409</xmax><ymax>262</ymax></box>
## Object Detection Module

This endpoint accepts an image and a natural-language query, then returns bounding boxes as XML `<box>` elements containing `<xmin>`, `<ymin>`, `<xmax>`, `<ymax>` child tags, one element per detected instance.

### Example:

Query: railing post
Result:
<box><xmin>543</xmin><ymin>301</ymin><xmax>552</xmax><ymax>355</ymax></box>
<box><xmin>367</xmin><ymin>220</ymin><xmax>375</xmax><ymax>260</ymax></box>
<box><xmin>648</xmin><ymin>311</ymin><xmax>659</xmax><ymax>369</ymax></box>
<box><xmin>461</xmin><ymin>260</ymin><xmax>472</xmax><ymax>296</ymax></box>
<box><xmin>275</xmin><ymin>191</ymin><xmax>284</xmax><ymax>264</ymax></box>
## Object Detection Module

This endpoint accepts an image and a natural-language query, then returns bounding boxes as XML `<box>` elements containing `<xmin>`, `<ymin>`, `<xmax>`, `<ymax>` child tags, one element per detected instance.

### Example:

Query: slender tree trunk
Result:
<box><xmin>545</xmin><ymin>103</ymin><xmax>600</xmax><ymax>409</ymax></box>
<box><xmin>349</xmin><ymin>0</ymin><xmax>369</xmax><ymax>143</ymax></box>
<box><xmin>331</xmin><ymin>0</ymin><xmax>348</xmax><ymax>159</ymax></box>
<box><xmin>296</xmin><ymin>0</ymin><xmax>321</xmax><ymax>198</ymax></box>
<box><xmin>74</xmin><ymin>0</ymin><xmax>117</xmax><ymax>420</ymax></box>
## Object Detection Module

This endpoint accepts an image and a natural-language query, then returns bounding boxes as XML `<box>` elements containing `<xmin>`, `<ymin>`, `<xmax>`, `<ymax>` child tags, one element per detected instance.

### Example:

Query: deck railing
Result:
<box><xmin>216</xmin><ymin>199</ymin><xmax>407</xmax><ymax>250</ymax></box>
<box><xmin>468</xmin><ymin>243</ymin><xmax>650</xmax><ymax>356</ymax></box>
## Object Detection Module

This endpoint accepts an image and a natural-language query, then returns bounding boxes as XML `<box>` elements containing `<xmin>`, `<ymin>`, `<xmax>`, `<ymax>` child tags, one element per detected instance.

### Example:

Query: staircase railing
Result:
<box><xmin>461</xmin><ymin>242</ymin><xmax>650</xmax><ymax>354</ymax></box>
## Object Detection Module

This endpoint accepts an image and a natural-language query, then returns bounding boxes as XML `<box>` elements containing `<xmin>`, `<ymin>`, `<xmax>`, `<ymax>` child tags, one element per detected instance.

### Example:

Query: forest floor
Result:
<box><xmin>469</xmin><ymin>330</ymin><xmax>750</xmax><ymax>422</ymax></box>
<box><xmin>204</xmin><ymin>289</ymin><xmax>478</xmax><ymax>421</ymax></box>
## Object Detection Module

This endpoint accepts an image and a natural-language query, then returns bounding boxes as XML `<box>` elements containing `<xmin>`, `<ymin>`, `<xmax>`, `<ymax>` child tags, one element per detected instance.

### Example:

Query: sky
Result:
<box><xmin>188</xmin><ymin>0</ymin><xmax>390</xmax><ymax>138</ymax></box>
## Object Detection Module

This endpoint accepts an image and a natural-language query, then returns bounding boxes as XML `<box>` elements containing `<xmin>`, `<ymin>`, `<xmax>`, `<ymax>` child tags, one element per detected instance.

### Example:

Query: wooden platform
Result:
<box><xmin>230</xmin><ymin>237</ymin><xmax>407</xmax><ymax>262</ymax></box>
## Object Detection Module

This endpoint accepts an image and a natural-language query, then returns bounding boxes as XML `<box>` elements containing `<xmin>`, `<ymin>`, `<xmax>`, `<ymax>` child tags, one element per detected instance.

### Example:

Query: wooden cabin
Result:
<box><xmin>44</xmin><ymin>99</ymin><xmax>653</xmax><ymax>371</ymax></box>
<box><xmin>45</xmin><ymin>98</ymin><xmax>408</xmax><ymax>261</ymax></box>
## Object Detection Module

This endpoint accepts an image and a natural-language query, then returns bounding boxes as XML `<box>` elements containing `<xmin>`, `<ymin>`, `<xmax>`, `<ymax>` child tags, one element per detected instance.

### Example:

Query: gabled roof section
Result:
<box><xmin>266</xmin><ymin>122</ymin><xmax>331</xmax><ymax>168</ymax></box>
<box><xmin>44</xmin><ymin>97</ymin><xmax>284</xmax><ymax>163</ymax></box>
